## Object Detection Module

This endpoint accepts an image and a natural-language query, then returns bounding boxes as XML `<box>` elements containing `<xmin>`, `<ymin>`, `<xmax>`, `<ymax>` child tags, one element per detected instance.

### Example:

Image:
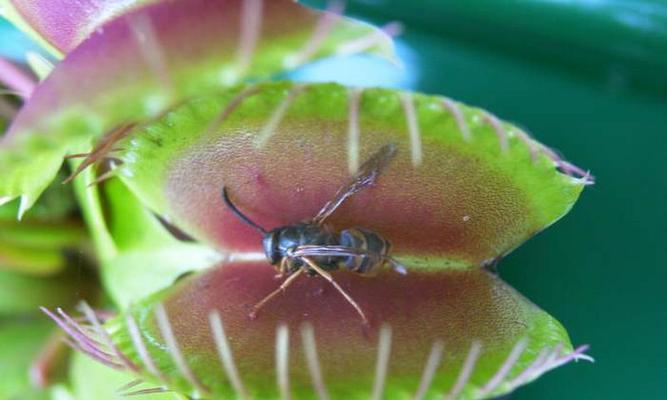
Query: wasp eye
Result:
<box><xmin>262</xmin><ymin>232</ymin><xmax>280</xmax><ymax>265</ymax></box>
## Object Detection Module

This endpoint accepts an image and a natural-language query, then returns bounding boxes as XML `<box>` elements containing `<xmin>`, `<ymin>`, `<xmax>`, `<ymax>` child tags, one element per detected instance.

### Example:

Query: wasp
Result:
<box><xmin>222</xmin><ymin>144</ymin><xmax>405</xmax><ymax>324</ymax></box>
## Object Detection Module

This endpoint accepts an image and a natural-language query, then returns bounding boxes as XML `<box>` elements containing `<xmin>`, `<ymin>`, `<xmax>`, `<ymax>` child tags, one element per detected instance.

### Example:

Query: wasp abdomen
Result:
<box><xmin>339</xmin><ymin>228</ymin><xmax>390</xmax><ymax>274</ymax></box>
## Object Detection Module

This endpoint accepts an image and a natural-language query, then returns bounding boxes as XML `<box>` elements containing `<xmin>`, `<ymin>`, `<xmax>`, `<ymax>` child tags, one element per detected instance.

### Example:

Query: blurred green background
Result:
<box><xmin>2</xmin><ymin>0</ymin><xmax>665</xmax><ymax>399</ymax></box>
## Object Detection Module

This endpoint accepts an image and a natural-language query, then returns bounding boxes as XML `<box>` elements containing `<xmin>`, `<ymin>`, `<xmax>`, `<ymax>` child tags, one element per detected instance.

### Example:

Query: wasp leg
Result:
<box><xmin>250</xmin><ymin>268</ymin><xmax>305</xmax><ymax>320</ymax></box>
<box><xmin>275</xmin><ymin>257</ymin><xmax>288</xmax><ymax>278</ymax></box>
<box><xmin>300</xmin><ymin>257</ymin><xmax>369</xmax><ymax>325</ymax></box>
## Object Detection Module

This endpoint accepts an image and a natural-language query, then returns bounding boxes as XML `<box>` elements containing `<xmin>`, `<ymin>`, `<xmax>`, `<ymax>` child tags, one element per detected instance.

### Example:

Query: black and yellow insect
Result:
<box><xmin>222</xmin><ymin>144</ymin><xmax>405</xmax><ymax>324</ymax></box>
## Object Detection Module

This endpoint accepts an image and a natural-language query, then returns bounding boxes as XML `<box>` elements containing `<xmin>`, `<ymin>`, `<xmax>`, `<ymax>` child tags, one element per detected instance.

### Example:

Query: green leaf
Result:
<box><xmin>0</xmin><ymin>0</ymin><xmax>396</xmax><ymax>217</ymax></box>
<box><xmin>0</xmin><ymin>169</ymin><xmax>78</xmax><ymax>221</ymax></box>
<box><xmin>115</xmin><ymin>82</ymin><xmax>588</xmax><ymax>269</ymax></box>
<box><xmin>70</xmin><ymin>351</ymin><xmax>185</xmax><ymax>400</ymax></box>
<box><xmin>1</xmin><ymin>0</ymin><xmax>159</xmax><ymax>55</ymax></box>
<box><xmin>55</xmin><ymin>267</ymin><xmax>590</xmax><ymax>399</ymax></box>
<box><xmin>68</xmin><ymin>160</ymin><xmax>216</xmax><ymax>311</ymax></box>
<box><xmin>73</xmin><ymin>169</ymin><xmax>217</xmax><ymax>307</ymax></box>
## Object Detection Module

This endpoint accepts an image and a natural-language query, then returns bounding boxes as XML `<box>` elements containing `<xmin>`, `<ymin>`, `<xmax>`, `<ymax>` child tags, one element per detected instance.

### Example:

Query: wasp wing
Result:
<box><xmin>292</xmin><ymin>245</ymin><xmax>407</xmax><ymax>275</ymax></box>
<box><xmin>312</xmin><ymin>143</ymin><xmax>397</xmax><ymax>225</ymax></box>
<box><xmin>290</xmin><ymin>245</ymin><xmax>371</xmax><ymax>258</ymax></box>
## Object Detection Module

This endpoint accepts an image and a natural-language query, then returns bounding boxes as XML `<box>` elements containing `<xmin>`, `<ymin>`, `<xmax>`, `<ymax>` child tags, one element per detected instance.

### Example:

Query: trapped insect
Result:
<box><xmin>222</xmin><ymin>143</ymin><xmax>406</xmax><ymax>324</ymax></box>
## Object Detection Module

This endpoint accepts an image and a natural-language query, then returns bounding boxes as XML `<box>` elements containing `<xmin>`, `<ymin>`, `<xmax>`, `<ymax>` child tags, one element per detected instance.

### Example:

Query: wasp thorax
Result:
<box><xmin>263</xmin><ymin>223</ymin><xmax>337</xmax><ymax>270</ymax></box>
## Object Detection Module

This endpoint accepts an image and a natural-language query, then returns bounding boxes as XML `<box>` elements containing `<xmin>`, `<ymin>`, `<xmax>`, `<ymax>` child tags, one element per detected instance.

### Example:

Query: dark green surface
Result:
<box><xmin>326</xmin><ymin>1</ymin><xmax>665</xmax><ymax>399</ymax></box>
<box><xmin>345</xmin><ymin>0</ymin><xmax>667</xmax><ymax>97</ymax></box>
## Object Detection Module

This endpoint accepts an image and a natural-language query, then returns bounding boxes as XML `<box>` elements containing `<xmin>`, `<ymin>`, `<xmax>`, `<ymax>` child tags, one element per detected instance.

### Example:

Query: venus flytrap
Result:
<box><xmin>0</xmin><ymin>1</ymin><xmax>594</xmax><ymax>399</ymax></box>
<box><xmin>43</xmin><ymin>82</ymin><xmax>592</xmax><ymax>399</ymax></box>
<box><xmin>0</xmin><ymin>0</ymin><xmax>396</xmax><ymax>215</ymax></box>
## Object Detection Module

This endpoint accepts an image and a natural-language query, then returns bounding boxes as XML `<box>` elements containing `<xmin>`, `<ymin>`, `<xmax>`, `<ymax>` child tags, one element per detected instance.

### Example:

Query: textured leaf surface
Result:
<box><xmin>85</xmin><ymin>266</ymin><xmax>583</xmax><ymax>399</ymax></box>
<box><xmin>116</xmin><ymin>82</ymin><xmax>587</xmax><ymax>268</ymax></box>
<box><xmin>0</xmin><ymin>0</ymin><xmax>395</xmax><ymax>215</ymax></box>
<box><xmin>6</xmin><ymin>0</ymin><xmax>158</xmax><ymax>54</ymax></box>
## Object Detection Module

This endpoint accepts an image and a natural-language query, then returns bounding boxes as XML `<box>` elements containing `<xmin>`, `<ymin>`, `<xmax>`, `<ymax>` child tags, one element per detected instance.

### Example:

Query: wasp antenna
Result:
<box><xmin>221</xmin><ymin>186</ymin><xmax>267</xmax><ymax>234</ymax></box>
